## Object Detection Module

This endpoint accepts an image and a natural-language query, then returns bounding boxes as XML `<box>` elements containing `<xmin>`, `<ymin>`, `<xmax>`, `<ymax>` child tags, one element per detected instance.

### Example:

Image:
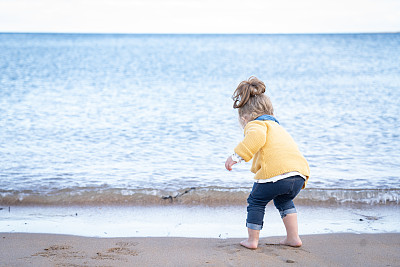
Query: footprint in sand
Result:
<box><xmin>94</xmin><ymin>241</ymin><xmax>139</xmax><ymax>260</ymax></box>
<box><xmin>32</xmin><ymin>244</ymin><xmax>85</xmax><ymax>259</ymax></box>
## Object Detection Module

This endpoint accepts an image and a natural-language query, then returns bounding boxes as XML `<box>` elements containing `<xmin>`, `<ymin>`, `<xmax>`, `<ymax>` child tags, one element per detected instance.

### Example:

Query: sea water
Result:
<box><xmin>1</xmin><ymin>33</ymin><xmax>400</xmax><ymax>206</ymax></box>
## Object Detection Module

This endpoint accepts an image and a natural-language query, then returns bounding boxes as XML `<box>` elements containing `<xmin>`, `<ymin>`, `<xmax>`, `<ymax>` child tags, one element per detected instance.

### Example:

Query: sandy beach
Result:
<box><xmin>1</xmin><ymin>233</ymin><xmax>399</xmax><ymax>266</ymax></box>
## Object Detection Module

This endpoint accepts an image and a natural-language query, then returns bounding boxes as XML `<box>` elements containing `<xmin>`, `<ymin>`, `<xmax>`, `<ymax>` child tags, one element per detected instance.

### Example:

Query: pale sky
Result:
<box><xmin>0</xmin><ymin>0</ymin><xmax>399</xmax><ymax>33</ymax></box>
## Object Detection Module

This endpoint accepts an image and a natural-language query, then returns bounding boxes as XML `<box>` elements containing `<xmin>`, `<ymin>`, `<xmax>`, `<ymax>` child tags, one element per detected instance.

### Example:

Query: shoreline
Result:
<box><xmin>1</xmin><ymin>205</ymin><xmax>399</xmax><ymax>238</ymax></box>
<box><xmin>1</xmin><ymin>233</ymin><xmax>399</xmax><ymax>266</ymax></box>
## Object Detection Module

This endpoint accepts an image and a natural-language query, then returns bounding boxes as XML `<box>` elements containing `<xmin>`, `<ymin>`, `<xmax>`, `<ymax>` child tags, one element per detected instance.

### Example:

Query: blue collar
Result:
<box><xmin>254</xmin><ymin>115</ymin><xmax>280</xmax><ymax>124</ymax></box>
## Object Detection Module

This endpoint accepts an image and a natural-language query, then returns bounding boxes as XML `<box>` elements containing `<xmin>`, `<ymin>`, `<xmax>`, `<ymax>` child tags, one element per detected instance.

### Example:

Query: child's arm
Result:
<box><xmin>234</xmin><ymin>122</ymin><xmax>267</xmax><ymax>162</ymax></box>
<box><xmin>225</xmin><ymin>122</ymin><xmax>267</xmax><ymax>171</ymax></box>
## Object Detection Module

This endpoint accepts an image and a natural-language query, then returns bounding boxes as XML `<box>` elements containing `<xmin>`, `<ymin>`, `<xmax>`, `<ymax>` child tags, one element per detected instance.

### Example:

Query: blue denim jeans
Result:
<box><xmin>246</xmin><ymin>176</ymin><xmax>305</xmax><ymax>230</ymax></box>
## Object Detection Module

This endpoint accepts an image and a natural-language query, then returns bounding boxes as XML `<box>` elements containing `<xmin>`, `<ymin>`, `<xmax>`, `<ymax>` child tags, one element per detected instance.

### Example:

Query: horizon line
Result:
<box><xmin>0</xmin><ymin>31</ymin><xmax>399</xmax><ymax>35</ymax></box>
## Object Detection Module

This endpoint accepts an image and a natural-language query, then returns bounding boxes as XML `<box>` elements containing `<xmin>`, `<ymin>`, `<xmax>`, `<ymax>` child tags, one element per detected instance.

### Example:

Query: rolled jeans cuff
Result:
<box><xmin>246</xmin><ymin>222</ymin><xmax>263</xmax><ymax>230</ymax></box>
<box><xmin>279</xmin><ymin>207</ymin><xmax>297</xmax><ymax>218</ymax></box>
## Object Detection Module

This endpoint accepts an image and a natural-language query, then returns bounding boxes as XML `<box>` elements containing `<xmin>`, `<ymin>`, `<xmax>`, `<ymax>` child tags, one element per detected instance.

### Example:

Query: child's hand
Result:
<box><xmin>225</xmin><ymin>156</ymin><xmax>237</xmax><ymax>171</ymax></box>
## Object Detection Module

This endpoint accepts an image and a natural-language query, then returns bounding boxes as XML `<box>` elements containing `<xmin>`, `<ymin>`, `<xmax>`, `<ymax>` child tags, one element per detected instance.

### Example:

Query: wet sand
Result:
<box><xmin>1</xmin><ymin>233</ymin><xmax>399</xmax><ymax>266</ymax></box>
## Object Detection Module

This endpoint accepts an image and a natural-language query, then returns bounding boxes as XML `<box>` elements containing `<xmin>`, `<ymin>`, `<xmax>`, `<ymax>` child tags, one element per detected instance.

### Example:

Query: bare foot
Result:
<box><xmin>279</xmin><ymin>237</ymin><xmax>302</xmax><ymax>247</ymax></box>
<box><xmin>240</xmin><ymin>239</ymin><xmax>258</xmax><ymax>249</ymax></box>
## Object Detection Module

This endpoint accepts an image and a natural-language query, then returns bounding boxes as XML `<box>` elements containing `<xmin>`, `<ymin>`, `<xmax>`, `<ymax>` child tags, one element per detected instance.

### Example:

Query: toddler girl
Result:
<box><xmin>225</xmin><ymin>76</ymin><xmax>310</xmax><ymax>249</ymax></box>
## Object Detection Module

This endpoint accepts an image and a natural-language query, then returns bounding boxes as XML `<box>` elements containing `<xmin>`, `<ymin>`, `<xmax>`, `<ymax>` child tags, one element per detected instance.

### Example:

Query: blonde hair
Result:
<box><xmin>232</xmin><ymin>76</ymin><xmax>274</xmax><ymax>125</ymax></box>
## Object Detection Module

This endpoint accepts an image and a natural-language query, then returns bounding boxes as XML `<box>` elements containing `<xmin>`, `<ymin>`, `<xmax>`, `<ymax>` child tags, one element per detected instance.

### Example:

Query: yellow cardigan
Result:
<box><xmin>234</xmin><ymin>120</ymin><xmax>310</xmax><ymax>188</ymax></box>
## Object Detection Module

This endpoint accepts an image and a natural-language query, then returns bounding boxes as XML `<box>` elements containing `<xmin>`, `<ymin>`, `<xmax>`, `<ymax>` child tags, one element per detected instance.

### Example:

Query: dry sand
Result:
<box><xmin>1</xmin><ymin>233</ymin><xmax>399</xmax><ymax>266</ymax></box>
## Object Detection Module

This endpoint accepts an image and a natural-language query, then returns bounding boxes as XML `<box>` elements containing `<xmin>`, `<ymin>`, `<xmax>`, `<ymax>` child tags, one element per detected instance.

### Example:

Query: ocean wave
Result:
<box><xmin>0</xmin><ymin>187</ymin><xmax>399</xmax><ymax>206</ymax></box>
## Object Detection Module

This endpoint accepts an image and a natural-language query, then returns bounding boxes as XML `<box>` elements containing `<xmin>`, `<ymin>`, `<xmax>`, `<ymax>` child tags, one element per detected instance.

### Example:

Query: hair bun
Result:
<box><xmin>232</xmin><ymin>76</ymin><xmax>266</xmax><ymax>108</ymax></box>
<box><xmin>248</xmin><ymin>77</ymin><xmax>266</xmax><ymax>96</ymax></box>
